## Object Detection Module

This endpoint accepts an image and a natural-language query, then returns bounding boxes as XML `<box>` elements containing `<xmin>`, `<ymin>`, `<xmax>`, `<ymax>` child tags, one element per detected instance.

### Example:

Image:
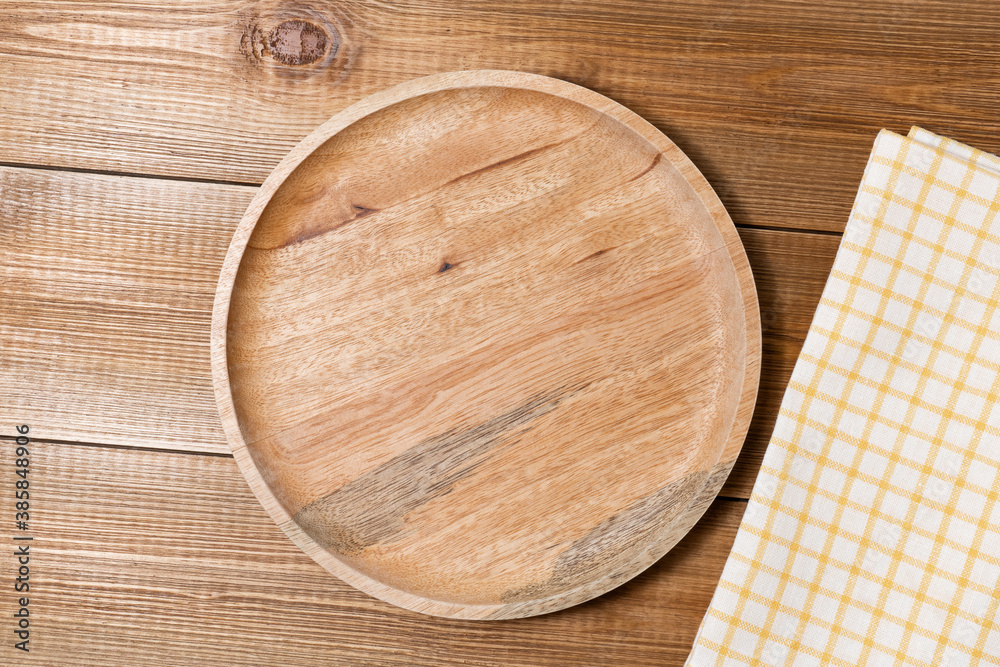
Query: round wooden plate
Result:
<box><xmin>212</xmin><ymin>70</ymin><xmax>760</xmax><ymax>620</ymax></box>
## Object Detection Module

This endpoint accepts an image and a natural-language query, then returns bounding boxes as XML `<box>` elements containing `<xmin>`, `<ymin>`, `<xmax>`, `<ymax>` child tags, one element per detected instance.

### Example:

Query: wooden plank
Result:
<box><xmin>0</xmin><ymin>167</ymin><xmax>254</xmax><ymax>451</ymax></box>
<box><xmin>3</xmin><ymin>1</ymin><xmax>1000</xmax><ymax>231</ymax></box>
<box><xmin>0</xmin><ymin>439</ymin><xmax>745</xmax><ymax>666</ymax></box>
<box><xmin>720</xmin><ymin>227</ymin><xmax>840</xmax><ymax>498</ymax></box>
<box><xmin>0</xmin><ymin>166</ymin><xmax>836</xmax><ymax>492</ymax></box>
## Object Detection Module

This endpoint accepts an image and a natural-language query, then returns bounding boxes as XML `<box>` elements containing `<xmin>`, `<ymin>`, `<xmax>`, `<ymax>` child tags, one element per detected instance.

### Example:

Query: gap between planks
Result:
<box><xmin>0</xmin><ymin>157</ymin><xmax>845</xmax><ymax>238</ymax></box>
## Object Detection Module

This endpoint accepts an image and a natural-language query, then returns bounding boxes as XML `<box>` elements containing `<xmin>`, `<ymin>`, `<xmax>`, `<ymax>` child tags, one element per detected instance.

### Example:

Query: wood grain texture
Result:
<box><xmin>4</xmin><ymin>1</ymin><xmax>1000</xmax><ymax>233</ymax></box>
<box><xmin>212</xmin><ymin>70</ymin><xmax>759</xmax><ymax>618</ymax></box>
<box><xmin>4</xmin><ymin>0</ymin><xmax>998</xmax><ymax>661</ymax></box>
<box><xmin>0</xmin><ymin>167</ymin><xmax>254</xmax><ymax>451</ymax></box>
<box><xmin>0</xmin><ymin>439</ymin><xmax>745</xmax><ymax>666</ymax></box>
<box><xmin>0</xmin><ymin>164</ymin><xmax>832</xmax><ymax>496</ymax></box>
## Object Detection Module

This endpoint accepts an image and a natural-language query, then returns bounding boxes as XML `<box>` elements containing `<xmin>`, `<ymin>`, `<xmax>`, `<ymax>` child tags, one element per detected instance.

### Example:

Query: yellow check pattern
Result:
<box><xmin>686</xmin><ymin>128</ymin><xmax>1000</xmax><ymax>666</ymax></box>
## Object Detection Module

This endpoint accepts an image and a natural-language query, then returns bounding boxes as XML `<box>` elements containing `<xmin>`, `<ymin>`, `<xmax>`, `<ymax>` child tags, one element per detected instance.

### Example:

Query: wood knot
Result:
<box><xmin>268</xmin><ymin>20</ymin><xmax>330</xmax><ymax>65</ymax></box>
<box><xmin>241</xmin><ymin>13</ymin><xmax>342</xmax><ymax>70</ymax></box>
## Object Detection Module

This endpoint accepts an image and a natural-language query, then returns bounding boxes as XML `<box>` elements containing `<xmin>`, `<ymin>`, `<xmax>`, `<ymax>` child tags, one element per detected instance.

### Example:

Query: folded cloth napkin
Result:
<box><xmin>686</xmin><ymin>127</ymin><xmax>1000</xmax><ymax>666</ymax></box>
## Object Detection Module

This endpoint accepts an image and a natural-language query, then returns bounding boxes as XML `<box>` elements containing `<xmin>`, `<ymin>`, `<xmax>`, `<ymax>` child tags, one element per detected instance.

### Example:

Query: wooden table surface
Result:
<box><xmin>2</xmin><ymin>1</ymin><xmax>998</xmax><ymax>664</ymax></box>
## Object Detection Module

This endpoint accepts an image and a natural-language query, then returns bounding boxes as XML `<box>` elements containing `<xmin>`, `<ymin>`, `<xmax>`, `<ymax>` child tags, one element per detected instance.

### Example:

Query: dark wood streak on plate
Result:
<box><xmin>260</xmin><ymin>118</ymin><xmax>600</xmax><ymax>252</ymax></box>
<box><xmin>293</xmin><ymin>383</ymin><xmax>587</xmax><ymax>554</ymax></box>
<box><xmin>489</xmin><ymin>457</ymin><xmax>738</xmax><ymax>619</ymax></box>
<box><xmin>499</xmin><ymin>467</ymin><xmax>709</xmax><ymax>606</ymax></box>
<box><xmin>272</xmin><ymin>202</ymin><xmax>380</xmax><ymax>249</ymax></box>
<box><xmin>438</xmin><ymin>128</ymin><xmax>597</xmax><ymax>190</ymax></box>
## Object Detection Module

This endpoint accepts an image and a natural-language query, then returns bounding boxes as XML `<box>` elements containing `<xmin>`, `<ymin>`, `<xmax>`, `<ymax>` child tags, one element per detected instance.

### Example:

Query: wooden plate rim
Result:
<box><xmin>210</xmin><ymin>69</ymin><xmax>761</xmax><ymax>619</ymax></box>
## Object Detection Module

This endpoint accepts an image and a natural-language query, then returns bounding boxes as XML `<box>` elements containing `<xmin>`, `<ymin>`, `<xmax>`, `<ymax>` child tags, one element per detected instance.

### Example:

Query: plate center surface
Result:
<box><xmin>225</xmin><ymin>83</ymin><xmax>745</xmax><ymax>608</ymax></box>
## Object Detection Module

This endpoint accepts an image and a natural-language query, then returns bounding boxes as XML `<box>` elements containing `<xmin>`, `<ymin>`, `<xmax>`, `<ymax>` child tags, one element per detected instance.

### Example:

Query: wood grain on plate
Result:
<box><xmin>0</xmin><ymin>164</ymin><xmax>837</xmax><ymax>497</ymax></box>
<box><xmin>212</xmin><ymin>70</ymin><xmax>759</xmax><ymax>618</ymax></box>
<box><xmin>4</xmin><ymin>1</ymin><xmax>1000</xmax><ymax>233</ymax></box>
<box><xmin>0</xmin><ymin>439</ymin><xmax>744</xmax><ymax>666</ymax></box>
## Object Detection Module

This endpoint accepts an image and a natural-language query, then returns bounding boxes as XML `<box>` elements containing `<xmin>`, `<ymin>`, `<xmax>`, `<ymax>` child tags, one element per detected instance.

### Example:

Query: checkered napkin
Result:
<box><xmin>686</xmin><ymin>128</ymin><xmax>1000</xmax><ymax>666</ymax></box>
